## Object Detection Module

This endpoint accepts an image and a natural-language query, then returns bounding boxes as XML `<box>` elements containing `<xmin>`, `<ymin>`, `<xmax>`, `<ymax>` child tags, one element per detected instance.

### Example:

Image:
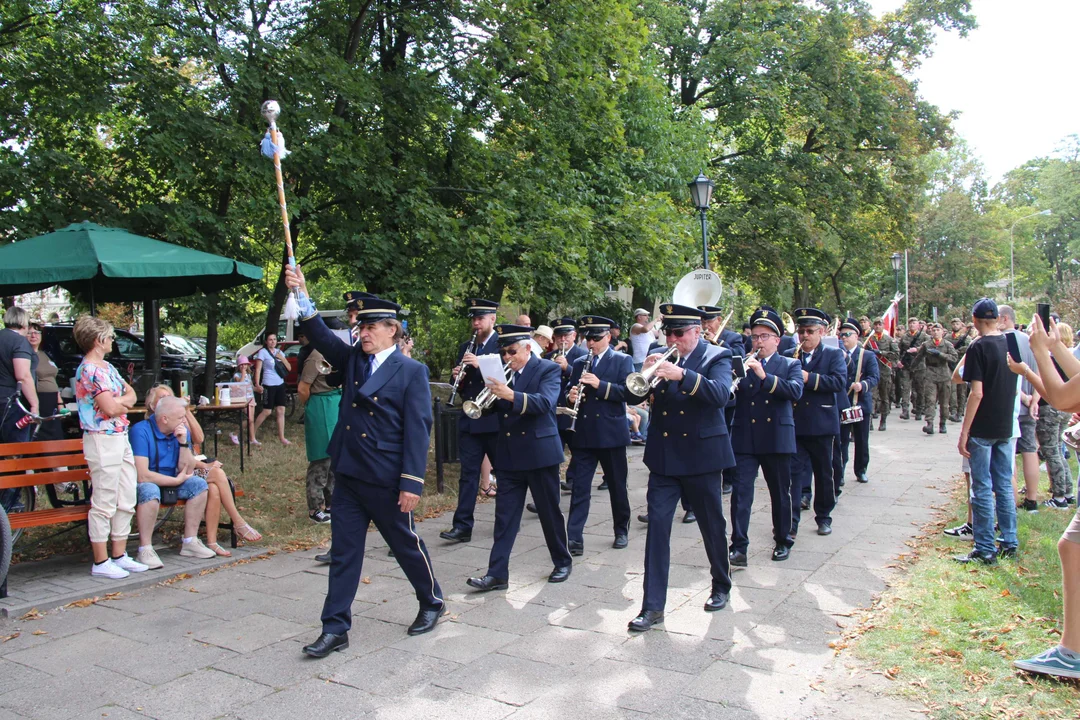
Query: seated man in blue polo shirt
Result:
<box><xmin>129</xmin><ymin>395</ymin><xmax>215</xmax><ymax>568</ymax></box>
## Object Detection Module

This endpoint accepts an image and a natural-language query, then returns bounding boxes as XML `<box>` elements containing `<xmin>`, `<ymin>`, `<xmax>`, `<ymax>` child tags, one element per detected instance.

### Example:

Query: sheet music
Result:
<box><xmin>478</xmin><ymin>354</ymin><xmax>507</xmax><ymax>385</ymax></box>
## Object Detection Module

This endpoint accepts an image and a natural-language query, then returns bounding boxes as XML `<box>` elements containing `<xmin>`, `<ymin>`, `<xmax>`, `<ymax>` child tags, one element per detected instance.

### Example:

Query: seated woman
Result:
<box><xmin>145</xmin><ymin>385</ymin><xmax>262</xmax><ymax>555</ymax></box>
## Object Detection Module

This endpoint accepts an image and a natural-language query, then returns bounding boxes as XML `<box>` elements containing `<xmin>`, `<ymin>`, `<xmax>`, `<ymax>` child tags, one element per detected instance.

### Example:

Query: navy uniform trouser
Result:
<box><xmin>487</xmin><ymin>464</ymin><xmax>572</xmax><ymax>579</ymax></box>
<box><xmin>452</xmin><ymin>429</ymin><xmax>498</xmax><ymax>532</ymax></box>
<box><xmin>566</xmin><ymin>446</ymin><xmax>630</xmax><ymax>544</ymax></box>
<box><xmin>730</xmin><ymin>453</ymin><xmax>793</xmax><ymax>554</ymax></box>
<box><xmin>721</xmin><ymin>406</ymin><xmax>736</xmax><ymax>489</ymax></box>
<box><xmin>840</xmin><ymin>415</ymin><xmax>871</xmax><ymax>477</ymax></box>
<box><xmin>560</xmin><ymin>429</ymin><xmax>579</xmax><ymax>486</ymax></box>
<box><xmin>322</xmin><ymin>474</ymin><xmax>443</xmax><ymax>635</ymax></box>
<box><xmin>642</xmin><ymin>471</ymin><xmax>730</xmax><ymax>612</ymax></box>
<box><xmin>791</xmin><ymin>435</ymin><xmax>836</xmax><ymax>532</ymax></box>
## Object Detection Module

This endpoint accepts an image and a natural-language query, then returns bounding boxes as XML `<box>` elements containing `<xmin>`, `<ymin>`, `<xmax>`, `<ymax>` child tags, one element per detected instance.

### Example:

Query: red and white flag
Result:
<box><xmin>881</xmin><ymin>294</ymin><xmax>902</xmax><ymax>337</ymax></box>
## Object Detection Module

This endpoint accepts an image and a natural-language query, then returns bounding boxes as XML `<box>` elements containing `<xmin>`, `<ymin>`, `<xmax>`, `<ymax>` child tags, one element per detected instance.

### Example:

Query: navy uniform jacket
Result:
<box><xmin>730</xmin><ymin>353</ymin><xmax>803</xmax><ymax>455</ymax></box>
<box><xmin>566</xmin><ymin>348</ymin><xmax>634</xmax><ymax>449</ymax></box>
<box><xmin>456</xmin><ymin>332</ymin><xmax>500</xmax><ymax>434</ymax></box>
<box><xmin>714</xmin><ymin>328</ymin><xmax>743</xmax><ymax>351</ymax></box>
<box><xmin>639</xmin><ymin>340</ymin><xmax>735</xmax><ymax>476</ymax></box>
<box><xmin>784</xmin><ymin>344</ymin><xmax>847</xmax><ymax>437</ymax></box>
<box><xmin>838</xmin><ymin>345</ymin><xmax>879</xmax><ymax>416</ymax></box>
<box><xmin>778</xmin><ymin>335</ymin><xmax>796</xmax><ymax>355</ymax></box>
<box><xmin>300</xmin><ymin>314</ymin><xmax>433</xmax><ymax>497</ymax></box>
<box><xmin>492</xmin><ymin>355</ymin><xmax>565</xmax><ymax>471</ymax></box>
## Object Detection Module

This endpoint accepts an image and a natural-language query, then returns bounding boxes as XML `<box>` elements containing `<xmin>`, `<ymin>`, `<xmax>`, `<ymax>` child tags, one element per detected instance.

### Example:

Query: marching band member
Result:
<box><xmin>700</xmin><ymin>304</ymin><xmax>741</xmax><ymax>498</ymax></box>
<box><xmin>837</xmin><ymin>318</ymin><xmax>880</xmax><ymax>485</ymax></box>
<box><xmin>283</xmin><ymin>266</ymin><xmax>445</xmax><ymax>657</ymax></box>
<box><xmin>547</xmin><ymin>317</ymin><xmax>587</xmax><ymax>494</ymax></box>
<box><xmin>627</xmin><ymin>304</ymin><xmax>735</xmax><ymax>632</ymax></box>
<box><xmin>440</xmin><ymin>299</ymin><xmax>500</xmax><ymax>544</ymax></box>
<box><xmin>729</xmin><ymin>308</ymin><xmax>803</xmax><ymax>567</ymax></box>
<box><xmin>565</xmin><ymin>316</ymin><xmax>635</xmax><ymax>554</ymax></box>
<box><xmin>785</xmin><ymin>308</ymin><xmax>847</xmax><ymax>537</ymax></box>
<box><xmin>467</xmin><ymin>325</ymin><xmax>573</xmax><ymax>590</ymax></box>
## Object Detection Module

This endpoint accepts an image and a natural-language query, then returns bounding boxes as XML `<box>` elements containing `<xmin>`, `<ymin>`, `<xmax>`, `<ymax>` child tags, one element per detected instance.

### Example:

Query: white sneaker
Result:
<box><xmin>179</xmin><ymin>537</ymin><xmax>217</xmax><ymax>559</ymax></box>
<box><xmin>90</xmin><ymin>558</ymin><xmax>130</xmax><ymax>580</ymax></box>
<box><xmin>136</xmin><ymin>546</ymin><xmax>164</xmax><ymax>569</ymax></box>
<box><xmin>113</xmin><ymin>554</ymin><xmax>149</xmax><ymax>573</ymax></box>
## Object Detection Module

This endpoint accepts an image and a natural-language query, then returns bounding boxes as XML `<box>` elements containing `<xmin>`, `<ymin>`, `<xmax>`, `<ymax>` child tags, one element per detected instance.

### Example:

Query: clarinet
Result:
<box><xmin>447</xmin><ymin>331</ymin><xmax>479</xmax><ymax>406</ymax></box>
<box><xmin>568</xmin><ymin>350</ymin><xmax>595</xmax><ymax>433</ymax></box>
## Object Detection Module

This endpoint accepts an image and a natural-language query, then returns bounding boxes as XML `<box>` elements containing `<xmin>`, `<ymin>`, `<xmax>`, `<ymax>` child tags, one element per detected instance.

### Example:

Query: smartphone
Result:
<box><xmin>1037</xmin><ymin>303</ymin><xmax>1051</xmax><ymax>331</ymax></box>
<box><xmin>731</xmin><ymin>354</ymin><xmax>746</xmax><ymax>379</ymax></box>
<box><xmin>1006</xmin><ymin>332</ymin><xmax>1021</xmax><ymax>363</ymax></box>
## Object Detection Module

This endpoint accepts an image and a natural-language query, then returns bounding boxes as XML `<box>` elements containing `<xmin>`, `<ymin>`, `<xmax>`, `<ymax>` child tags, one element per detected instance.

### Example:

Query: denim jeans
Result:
<box><xmin>967</xmin><ymin>436</ymin><xmax>1018</xmax><ymax>555</ymax></box>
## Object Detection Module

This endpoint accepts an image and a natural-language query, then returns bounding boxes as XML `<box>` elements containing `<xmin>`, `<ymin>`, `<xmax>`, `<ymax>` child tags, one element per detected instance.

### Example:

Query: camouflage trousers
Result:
<box><xmin>306</xmin><ymin>457</ymin><xmax>336</xmax><ymax>513</ymax></box>
<box><xmin>921</xmin><ymin>378</ymin><xmax>950</xmax><ymax>426</ymax></box>
<box><xmin>899</xmin><ymin>367</ymin><xmax>921</xmax><ymax>413</ymax></box>
<box><xmin>875</xmin><ymin>373</ymin><xmax>892</xmax><ymax>419</ymax></box>
<box><xmin>949</xmin><ymin>381</ymin><xmax>968</xmax><ymax>417</ymax></box>
<box><xmin>1037</xmin><ymin>406</ymin><xmax>1073</xmax><ymax>498</ymax></box>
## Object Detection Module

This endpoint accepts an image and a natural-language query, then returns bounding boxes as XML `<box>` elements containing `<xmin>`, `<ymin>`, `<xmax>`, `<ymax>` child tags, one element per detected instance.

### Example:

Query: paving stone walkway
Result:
<box><xmin>0</xmin><ymin>418</ymin><xmax>952</xmax><ymax>719</ymax></box>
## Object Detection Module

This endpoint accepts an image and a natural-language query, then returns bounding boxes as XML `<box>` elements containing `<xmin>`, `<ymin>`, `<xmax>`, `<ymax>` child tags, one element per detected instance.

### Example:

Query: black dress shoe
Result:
<box><xmin>856</xmin><ymin>473</ymin><xmax>869</xmax><ymax>484</ymax></box>
<box><xmin>817</xmin><ymin>521</ymin><xmax>832</xmax><ymax>536</ymax></box>
<box><xmin>704</xmin><ymin>590</ymin><xmax>729</xmax><ymax>612</ymax></box>
<box><xmin>387</xmin><ymin>549</ymin><xmax>395</xmax><ymax>558</ymax></box>
<box><xmin>314</xmin><ymin>551</ymin><xmax>331</xmax><ymax>564</ymax></box>
<box><xmin>637</xmin><ymin>513</ymin><xmax>650</xmax><ymax>524</ymax></box>
<box><xmin>838</xmin><ymin>477</ymin><xmax>845</xmax><ymax>487</ymax></box>
<box><xmin>526</xmin><ymin>502</ymin><xmax>538</xmax><ymax>514</ymax></box>
<box><xmin>800</xmin><ymin>496</ymin><xmax>810</xmax><ymax>511</ymax></box>
<box><xmin>439</xmin><ymin>527</ymin><xmax>472</xmax><ymax>543</ymax></box>
<box><xmin>548</xmin><ymin>565</ymin><xmax>572</xmax><ymax>583</ymax></box>
<box><xmin>953</xmin><ymin>550</ymin><xmax>997</xmax><ymax>565</ymax></box>
<box><xmin>722</xmin><ymin>482</ymin><xmax>733</xmax><ymax>495</ymax></box>
<box><xmin>682</xmin><ymin>510</ymin><xmax>697</xmax><ymax>524</ymax></box>
<box><xmin>561</xmin><ymin>481</ymin><xmax>571</xmax><ymax>493</ymax></box>
<box><xmin>568</xmin><ymin>541</ymin><xmax>584</xmax><ymax>557</ymax></box>
<box><xmin>612</xmin><ymin>534</ymin><xmax>628</xmax><ymax>549</ymax></box>
<box><xmin>627</xmin><ymin>610</ymin><xmax>664</xmax><ymax>632</ymax></box>
<box><xmin>407</xmin><ymin>603</ymin><xmax>447</xmax><ymax>636</ymax></box>
<box><xmin>771</xmin><ymin>544</ymin><xmax>790</xmax><ymax>561</ymax></box>
<box><xmin>302</xmin><ymin>632</ymin><xmax>349</xmax><ymax>658</ymax></box>
<box><xmin>466</xmin><ymin>575</ymin><xmax>509</xmax><ymax>591</ymax></box>
<box><xmin>728</xmin><ymin>550</ymin><xmax>748</xmax><ymax>567</ymax></box>
<box><xmin>597</xmin><ymin>481</ymin><xmax>609</xmax><ymax>491</ymax></box>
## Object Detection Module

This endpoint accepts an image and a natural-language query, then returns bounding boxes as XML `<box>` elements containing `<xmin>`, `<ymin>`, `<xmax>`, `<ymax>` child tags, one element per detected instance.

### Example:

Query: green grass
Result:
<box><xmin>11</xmin><ymin>416</ymin><xmax>467</xmax><ymax>564</ymax></box>
<box><xmin>853</xmin><ymin>463</ymin><xmax>1080</xmax><ymax>719</ymax></box>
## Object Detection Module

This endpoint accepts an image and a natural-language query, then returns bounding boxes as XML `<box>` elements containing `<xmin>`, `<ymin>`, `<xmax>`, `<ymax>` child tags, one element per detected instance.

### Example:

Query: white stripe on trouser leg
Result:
<box><xmin>407</xmin><ymin>512</ymin><xmax>440</xmax><ymax>604</ymax></box>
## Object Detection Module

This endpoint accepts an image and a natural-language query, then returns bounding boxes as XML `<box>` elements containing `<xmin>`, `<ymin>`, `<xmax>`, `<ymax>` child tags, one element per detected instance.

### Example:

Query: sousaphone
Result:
<box><xmin>672</xmin><ymin>269</ymin><xmax>722</xmax><ymax>308</ymax></box>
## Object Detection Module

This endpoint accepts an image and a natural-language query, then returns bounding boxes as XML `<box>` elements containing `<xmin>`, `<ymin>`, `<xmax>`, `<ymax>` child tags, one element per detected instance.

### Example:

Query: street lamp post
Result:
<box><xmin>688</xmin><ymin>173</ymin><xmax>715</xmax><ymax>270</ymax></box>
<box><xmin>1009</xmin><ymin>209</ymin><xmax>1052</xmax><ymax>301</ymax></box>
<box><xmin>890</xmin><ymin>252</ymin><xmax>902</xmax><ymax>296</ymax></box>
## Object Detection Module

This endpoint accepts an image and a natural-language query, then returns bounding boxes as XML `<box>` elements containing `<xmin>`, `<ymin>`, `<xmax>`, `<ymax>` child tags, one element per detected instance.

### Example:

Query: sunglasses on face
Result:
<box><xmin>499</xmin><ymin>347</ymin><xmax>520</xmax><ymax>357</ymax></box>
<box><xmin>797</xmin><ymin>327</ymin><xmax>820</xmax><ymax>335</ymax></box>
<box><xmin>839</xmin><ymin>331</ymin><xmax>856</xmax><ymax>338</ymax></box>
<box><xmin>663</xmin><ymin>327</ymin><xmax>692</xmax><ymax>337</ymax></box>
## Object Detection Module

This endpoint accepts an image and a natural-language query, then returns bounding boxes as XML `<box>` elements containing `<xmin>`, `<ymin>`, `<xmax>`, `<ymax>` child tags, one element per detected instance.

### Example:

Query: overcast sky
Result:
<box><xmin>871</xmin><ymin>0</ymin><xmax>1080</xmax><ymax>184</ymax></box>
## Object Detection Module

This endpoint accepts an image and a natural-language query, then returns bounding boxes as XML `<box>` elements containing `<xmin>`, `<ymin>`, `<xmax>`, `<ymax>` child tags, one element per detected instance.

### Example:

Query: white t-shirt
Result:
<box><xmin>630</xmin><ymin>329</ymin><xmax>653</xmax><ymax>363</ymax></box>
<box><xmin>255</xmin><ymin>347</ymin><xmax>285</xmax><ymax>386</ymax></box>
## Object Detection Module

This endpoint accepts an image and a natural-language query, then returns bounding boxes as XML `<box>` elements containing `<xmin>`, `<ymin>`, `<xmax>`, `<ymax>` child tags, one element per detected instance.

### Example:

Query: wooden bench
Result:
<box><xmin>1</xmin><ymin>438</ymin><xmax>245</xmax><ymax>599</ymax></box>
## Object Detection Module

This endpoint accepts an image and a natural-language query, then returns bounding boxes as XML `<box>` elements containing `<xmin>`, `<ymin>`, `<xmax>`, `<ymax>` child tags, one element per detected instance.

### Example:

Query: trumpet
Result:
<box><xmin>316</xmin><ymin>358</ymin><xmax>333</xmax><ymax>375</ymax></box>
<box><xmin>564</xmin><ymin>350</ymin><xmax>595</xmax><ymax>431</ymax></box>
<box><xmin>626</xmin><ymin>345</ymin><xmax>680</xmax><ymax>396</ymax></box>
<box><xmin>448</xmin><ymin>330</ymin><xmax>479</xmax><ymax>406</ymax></box>
<box><xmin>730</xmin><ymin>350</ymin><xmax>760</xmax><ymax>394</ymax></box>
<box><xmin>462</xmin><ymin>362</ymin><xmax>513</xmax><ymax>419</ymax></box>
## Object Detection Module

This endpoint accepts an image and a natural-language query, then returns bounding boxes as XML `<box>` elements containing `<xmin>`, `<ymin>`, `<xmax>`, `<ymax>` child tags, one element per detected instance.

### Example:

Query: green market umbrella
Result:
<box><xmin>0</xmin><ymin>221</ymin><xmax>263</xmax><ymax>303</ymax></box>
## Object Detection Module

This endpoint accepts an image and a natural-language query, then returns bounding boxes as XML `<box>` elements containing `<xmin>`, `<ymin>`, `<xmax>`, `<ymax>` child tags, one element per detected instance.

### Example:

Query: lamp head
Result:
<box><xmin>688</xmin><ymin>173</ymin><xmax>715</xmax><ymax>211</ymax></box>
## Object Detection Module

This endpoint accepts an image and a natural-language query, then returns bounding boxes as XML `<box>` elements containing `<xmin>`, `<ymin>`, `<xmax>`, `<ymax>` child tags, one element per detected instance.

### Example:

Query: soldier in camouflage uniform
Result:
<box><xmin>946</xmin><ymin>317</ymin><xmax>971</xmax><ymax>422</ymax></box>
<box><xmin>914</xmin><ymin>323</ymin><xmax>957</xmax><ymax>435</ymax></box>
<box><xmin>867</xmin><ymin>319</ymin><xmax>899</xmax><ymax>431</ymax></box>
<box><xmin>897</xmin><ymin>317</ymin><xmax>928</xmax><ymax>420</ymax></box>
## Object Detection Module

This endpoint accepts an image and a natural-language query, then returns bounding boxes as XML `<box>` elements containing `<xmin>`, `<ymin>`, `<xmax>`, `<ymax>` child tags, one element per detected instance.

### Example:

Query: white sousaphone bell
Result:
<box><xmin>672</xmin><ymin>268</ymin><xmax>723</xmax><ymax>308</ymax></box>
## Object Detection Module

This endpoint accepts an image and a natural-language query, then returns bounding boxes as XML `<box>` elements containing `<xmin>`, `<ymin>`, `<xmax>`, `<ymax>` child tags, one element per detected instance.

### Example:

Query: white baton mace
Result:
<box><xmin>261</xmin><ymin>100</ymin><xmax>300</xmax><ymax>321</ymax></box>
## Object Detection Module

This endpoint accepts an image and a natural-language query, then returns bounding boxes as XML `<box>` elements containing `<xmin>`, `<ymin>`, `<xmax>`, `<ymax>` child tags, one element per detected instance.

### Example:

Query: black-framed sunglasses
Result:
<box><xmin>499</xmin><ymin>347</ymin><xmax>520</xmax><ymax>357</ymax></box>
<box><xmin>663</xmin><ymin>327</ymin><xmax>691</xmax><ymax>337</ymax></box>
<box><xmin>838</xmin><ymin>331</ymin><xmax>856</xmax><ymax>338</ymax></box>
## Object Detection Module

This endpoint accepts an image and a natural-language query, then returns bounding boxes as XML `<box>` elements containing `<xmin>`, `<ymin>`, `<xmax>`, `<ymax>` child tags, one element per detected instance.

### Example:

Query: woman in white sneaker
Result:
<box><xmin>73</xmin><ymin>316</ymin><xmax>148</xmax><ymax>579</ymax></box>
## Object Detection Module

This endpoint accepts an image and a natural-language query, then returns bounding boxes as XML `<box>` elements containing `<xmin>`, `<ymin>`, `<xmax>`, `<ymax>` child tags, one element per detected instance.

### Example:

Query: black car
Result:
<box><xmin>42</xmin><ymin>324</ymin><xmax>235</xmax><ymax>400</ymax></box>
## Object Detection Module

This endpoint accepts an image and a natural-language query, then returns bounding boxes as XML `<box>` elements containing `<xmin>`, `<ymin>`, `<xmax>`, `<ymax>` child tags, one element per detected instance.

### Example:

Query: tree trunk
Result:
<box><xmin>203</xmin><ymin>293</ymin><xmax>219</xmax><ymax>398</ymax></box>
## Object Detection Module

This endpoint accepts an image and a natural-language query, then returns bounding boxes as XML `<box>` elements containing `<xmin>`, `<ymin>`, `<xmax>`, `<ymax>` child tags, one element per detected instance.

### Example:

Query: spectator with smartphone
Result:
<box><xmin>999</xmin><ymin>305</ymin><xmax>1040</xmax><ymax>511</ymax></box>
<box><xmin>955</xmin><ymin>298</ymin><xmax>1019</xmax><ymax>565</ymax></box>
